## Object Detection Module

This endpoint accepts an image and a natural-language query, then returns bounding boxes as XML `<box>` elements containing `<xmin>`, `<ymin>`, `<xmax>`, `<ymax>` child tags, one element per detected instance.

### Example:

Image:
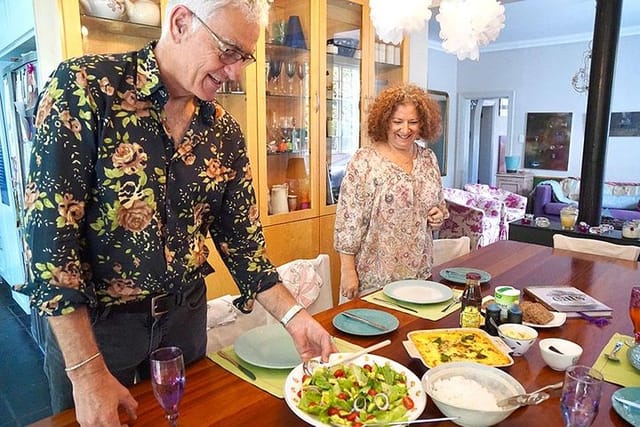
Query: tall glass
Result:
<box><xmin>560</xmin><ymin>205</ymin><xmax>579</xmax><ymax>230</ymax></box>
<box><xmin>560</xmin><ymin>365</ymin><xmax>603</xmax><ymax>427</ymax></box>
<box><xmin>630</xmin><ymin>287</ymin><xmax>640</xmax><ymax>344</ymax></box>
<box><xmin>150</xmin><ymin>346</ymin><xmax>185</xmax><ymax>427</ymax></box>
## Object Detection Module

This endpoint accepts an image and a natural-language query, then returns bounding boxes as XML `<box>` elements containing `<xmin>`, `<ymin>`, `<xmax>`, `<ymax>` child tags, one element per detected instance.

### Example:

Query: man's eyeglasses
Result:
<box><xmin>191</xmin><ymin>12</ymin><xmax>256</xmax><ymax>65</ymax></box>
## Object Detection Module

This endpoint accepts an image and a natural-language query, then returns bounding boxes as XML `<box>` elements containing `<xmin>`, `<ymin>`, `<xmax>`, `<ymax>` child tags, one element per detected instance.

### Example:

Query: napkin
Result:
<box><xmin>363</xmin><ymin>289</ymin><xmax>470</xmax><ymax>321</ymax></box>
<box><xmin>208</xmin><ymin>337</ymin><xmax>362</xmax><ymax>398</ymax></box>
<box><xmin>592</xmin><ymin>333</ymin><xmax>640</xmax><ymax>388</ymax></box>
<box><xmin>206</xmin><ymin>295</ymin><xmax>238</xmax><ymax>328</ymax></box>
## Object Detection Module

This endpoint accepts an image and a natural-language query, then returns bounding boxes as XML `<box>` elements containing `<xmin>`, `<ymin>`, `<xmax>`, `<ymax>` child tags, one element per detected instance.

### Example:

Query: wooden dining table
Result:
<box><xmin>31</xmin><ymin>240</ymin><xmax>640</xmax><ymax>427</ymax></box>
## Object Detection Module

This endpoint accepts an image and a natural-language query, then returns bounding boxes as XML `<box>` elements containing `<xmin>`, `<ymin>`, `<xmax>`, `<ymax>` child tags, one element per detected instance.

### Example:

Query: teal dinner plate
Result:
<box><xmin>383</xmin><ymin>280</ymin><xmax>453</xmax><ymax>304</ymax></box>
<box><xmin>612</xmin><ymin>387</ymin><xmax>640</xmax><ymax>426</ymax></box>
<box><xmin>234</xmin><ymin>323</ymin><xmax>301</xmax><ymax>369</ymax></box>
<box><xmin>332</xmin><ymin>309</ymin><xmax>399</xmax><ymax>336</ymax></box>
<box><xmin>440</xmin><ymin>267</ymin><xmax>492</xmax><ymax>284</ymax></box>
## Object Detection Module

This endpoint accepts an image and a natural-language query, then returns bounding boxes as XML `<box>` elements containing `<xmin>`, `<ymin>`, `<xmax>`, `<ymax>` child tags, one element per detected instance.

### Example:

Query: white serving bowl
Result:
<box><xmin>422</xmin><ymin>361</ymin><xmax>525</xmax><ymax>427</ymax></box>
<box><xmin>539</xmin><ymin>338</ymin><xmax>583</xmax><ymax>371</ymax></box>
<box><xmin>497</xmin><ymin>323</ymin><xmax>538</xmax><ymax>356</ymax></box>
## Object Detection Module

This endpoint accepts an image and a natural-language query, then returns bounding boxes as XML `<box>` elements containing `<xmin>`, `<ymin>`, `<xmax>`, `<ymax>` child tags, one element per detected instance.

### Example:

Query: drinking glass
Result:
<box><xmin>268</xmin><ymin>59</ymin><xmax>282</xmax><ymax>95</ymax></box>
<box><xmin>285</xmin><ymin>61</ymin><xmax>297</xmax><ymax>95</ymax></box>
<box><xmin>150</xmin><ymin>346</ymin><xmax>185</xmax><ymax>427</ymax></box>
<box><xmin>630</xmin><ymin>287</ymin><xmax>640</xmax><ymax>344</ymax></box>
<box><xmin>560</xmin><ymin>205</ymin><xmax>579</xmax><ymax>230</ymax></box>
<box><xmin>560</xmin><ymin>365</ymin><xmax>603</xmax><ymax>427</ymax></box>
<box><xmin>296</xmin><ymin>61</ymin><xmax>307</xmax><ymax>96</ymax></box>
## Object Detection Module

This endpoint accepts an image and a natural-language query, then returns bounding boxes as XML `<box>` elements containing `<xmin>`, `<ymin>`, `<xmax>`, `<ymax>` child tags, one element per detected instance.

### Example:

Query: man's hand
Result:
<box><xmin>285</xmin><ymin>311</ymin><xmax>338</xmax><ymax>362</ymax></box>
<box><xmin>70</xmin><ymin>366</ymin><xmax>138</xmax><ymax>426</ymax></box>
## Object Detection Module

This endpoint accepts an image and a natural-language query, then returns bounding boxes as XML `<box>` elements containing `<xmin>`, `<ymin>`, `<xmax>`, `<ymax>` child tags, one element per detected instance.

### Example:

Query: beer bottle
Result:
<box><xmin>460</xmin><ymin>272</ymin><xmax>483</xmax><ymax>328</ymax></box>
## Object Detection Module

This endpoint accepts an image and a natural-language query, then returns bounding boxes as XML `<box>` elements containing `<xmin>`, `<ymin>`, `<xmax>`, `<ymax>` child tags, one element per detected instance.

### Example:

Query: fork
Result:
<box><xmin>441</xmin><ymin>296</ymin><xmax>461</xmax><ymax>312</ymax></box>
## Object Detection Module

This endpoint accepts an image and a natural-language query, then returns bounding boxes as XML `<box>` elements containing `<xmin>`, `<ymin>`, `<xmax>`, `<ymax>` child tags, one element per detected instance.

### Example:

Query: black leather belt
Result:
<box><xmin>106</xmin><ymin>293</ymin><xmax>182</xmax><ymax>318</ymax></box>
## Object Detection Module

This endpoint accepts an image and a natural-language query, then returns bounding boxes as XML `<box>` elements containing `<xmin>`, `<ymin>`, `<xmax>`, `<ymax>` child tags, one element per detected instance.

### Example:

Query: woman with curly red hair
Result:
<box><xmin>334</xmin><ymin>84</ymin><xmax>448</xmax><ymax>300</ymax></box>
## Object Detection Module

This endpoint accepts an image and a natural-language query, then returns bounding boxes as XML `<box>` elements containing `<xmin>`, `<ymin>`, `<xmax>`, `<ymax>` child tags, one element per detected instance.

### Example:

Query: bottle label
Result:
<box><xmin>460</xmin><ymin>306</ymin><xmax>481</xmax><ymax>328</ymax></box>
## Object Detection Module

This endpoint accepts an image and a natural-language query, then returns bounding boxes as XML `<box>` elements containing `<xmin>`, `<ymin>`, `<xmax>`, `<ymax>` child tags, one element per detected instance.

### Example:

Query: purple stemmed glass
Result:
<box><xmin>150</xmin><ymin>346</ymin><xmax>185</xmax><ymax>427</ymax></box>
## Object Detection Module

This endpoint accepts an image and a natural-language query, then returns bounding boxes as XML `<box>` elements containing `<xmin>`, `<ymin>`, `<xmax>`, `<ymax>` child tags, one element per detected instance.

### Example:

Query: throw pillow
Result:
<box><xmin>601</xmin><ymin>194</ymin><xmax>639</xmax><ymax>210</ymax></box>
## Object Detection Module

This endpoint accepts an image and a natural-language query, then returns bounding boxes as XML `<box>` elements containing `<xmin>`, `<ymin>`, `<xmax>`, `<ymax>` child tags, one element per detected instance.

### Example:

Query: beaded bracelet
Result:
<box><xmin>64</xmin><ymin>351</ymin><xmax>102</xmax><ymax>372</ymax></box>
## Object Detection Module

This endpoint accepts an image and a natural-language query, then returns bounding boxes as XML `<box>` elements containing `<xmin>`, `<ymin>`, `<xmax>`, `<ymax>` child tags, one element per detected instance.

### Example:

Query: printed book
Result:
<box><xmin>523</xmin><ymin>286</ymin><xmax>613</xmax><ymax>317</ymax></box>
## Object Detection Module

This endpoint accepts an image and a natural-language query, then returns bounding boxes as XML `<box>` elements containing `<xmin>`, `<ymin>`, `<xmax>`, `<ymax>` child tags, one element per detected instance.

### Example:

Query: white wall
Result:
<box><xmin>428</xmin><ymin>34</ymin><xmax>640</xmax><ymax>183</ymax></box>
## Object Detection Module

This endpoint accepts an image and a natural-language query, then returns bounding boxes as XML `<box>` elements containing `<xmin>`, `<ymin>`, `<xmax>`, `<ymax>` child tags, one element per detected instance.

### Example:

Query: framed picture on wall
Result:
<box><xmin>428</xmin><ymin>90</ymin><xmax>448</xmax><ymax>176</ymax></box>
<box><xmin>524</xmin><ymin>112</ymin><xmax>572</xmax><ymax>171</ymax></box>
<box><xmin>609</xmin><ymin>112</ymin><xmax>640</xmax><ymax>137</ymax></box>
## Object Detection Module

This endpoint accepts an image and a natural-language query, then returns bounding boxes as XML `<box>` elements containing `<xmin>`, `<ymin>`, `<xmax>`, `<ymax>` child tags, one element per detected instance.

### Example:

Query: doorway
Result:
<box><xmin>454</xmin><ymin>90</ymin><xmax>516</xmax><ymax>188</ymax></box>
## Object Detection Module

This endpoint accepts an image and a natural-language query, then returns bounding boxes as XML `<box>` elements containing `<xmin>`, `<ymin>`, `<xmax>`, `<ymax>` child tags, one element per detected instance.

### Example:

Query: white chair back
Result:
<box><xmin>205</xmin><ymin>254</ymin><xmax>333</xmax><ymax>353</ymax></box>
<box><xmin>552</xmin><ymin>234</ymin><xmax>640</xmax><ymax>261</ymax></box>
<box><xmin>433</xmin><ymin>236</ymin><xmax>472</xmax><ymax>266</ymax></box>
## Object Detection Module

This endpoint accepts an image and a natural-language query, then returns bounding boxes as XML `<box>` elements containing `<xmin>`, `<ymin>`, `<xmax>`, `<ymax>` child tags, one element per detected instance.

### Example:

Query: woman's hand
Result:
<box><xmin>427</xmin><ymin>206</ymin><xmax>446</xmax><ymax>229</ymax></box>
<box><xmin>340</xmin><ymin>269</ymin><xmax>359</xmax><ymax>301</ymax></box>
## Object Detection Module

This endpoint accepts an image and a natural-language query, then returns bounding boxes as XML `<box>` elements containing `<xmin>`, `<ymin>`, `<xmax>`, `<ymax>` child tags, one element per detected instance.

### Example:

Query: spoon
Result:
<box><xmin>606</xmin><ymin>340</ymin><xmax>624</xmax><ymax>361</ymax></box>
<box><xmin>549</xmin><ymin>345</ymin><xmax>564</xmax><ymax>355</ymax></box>
<box><xmin>497</xmin><ymin>381</ymin><xmax>564</xmax><ymax>408</ymax></box>
<box><xmin>303</xmin><ymin>339</ymin><xmax>391</xmax><ymax>375</ymax></box>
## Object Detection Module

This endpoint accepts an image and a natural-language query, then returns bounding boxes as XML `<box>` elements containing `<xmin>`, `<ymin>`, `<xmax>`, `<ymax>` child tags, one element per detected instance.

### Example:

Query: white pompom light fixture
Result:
<box><xmin>370</xmin><ymin>0</ymin><xmax>506</xmax><ymax>61</ymax></box>
<box><xmin>370</xmin><ymin>0</ymin><xmax>433</xmax><ymax>45</ymax></box>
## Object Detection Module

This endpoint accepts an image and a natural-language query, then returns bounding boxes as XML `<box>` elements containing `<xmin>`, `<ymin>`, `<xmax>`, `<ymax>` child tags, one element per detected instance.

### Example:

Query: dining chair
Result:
<box><xmin>205</xmin><ymin>254</ymin><xmax>333</xmax><ymax>353</ymax></box>
<box><xmin>433</xmin><ymin>236</ymin><xmax>471</xmax><ymax>266</ymax></box>
<box><xmin>552</xmin><ymin>234</ymin><xmax>640</xmax><ymax>261</ymax></box>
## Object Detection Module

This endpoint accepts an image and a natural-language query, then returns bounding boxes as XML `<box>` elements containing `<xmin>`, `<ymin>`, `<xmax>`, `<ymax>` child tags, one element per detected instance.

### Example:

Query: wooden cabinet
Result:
<box><xmin>496</xmin><ymin>172</ymin><xmax>533</xmax><ymax>195</ymax></box>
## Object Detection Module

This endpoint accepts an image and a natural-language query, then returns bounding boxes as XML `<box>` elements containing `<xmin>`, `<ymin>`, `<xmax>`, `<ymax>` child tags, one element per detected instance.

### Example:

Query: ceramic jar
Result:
<box><xmin>622</xmin><ymin>220</ymin><xmax>640</xmax><ymax>239</ymax></box>
<box><xmin>79</xmin><ymin>0</ymin><xmax>126</xmax><ymax>20</ymax></box>
<box><xmin>270</xmin><ymin>184</ymin><xmax>289</xmax><ymax>214</ymax></box>
<box><xmin>123</xmin><ymin>0</ymin><xmax>161</xmax><ymax>25</ymax></box>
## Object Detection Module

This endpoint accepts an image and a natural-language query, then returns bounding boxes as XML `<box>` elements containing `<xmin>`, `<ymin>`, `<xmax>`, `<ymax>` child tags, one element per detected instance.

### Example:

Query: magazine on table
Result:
<box><xmin>523</xmin><ymin>286</ymin><xmax>613</xmax><ymax>317</ymax></box>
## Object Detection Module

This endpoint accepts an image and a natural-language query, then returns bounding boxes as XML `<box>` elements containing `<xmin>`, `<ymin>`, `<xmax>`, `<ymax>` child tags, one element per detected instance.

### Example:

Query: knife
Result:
<box><xmin>340</xmin><ymin>311</ymin><xmax>389</xmax><ymax>331</ymax></box>
<box><xmin>614</xmin><ymin>396</ymin><xmax>640</xmax><ymax>410</ymax></box>
<box><xmin>217</xmin><ymin>350</ymin><xmax>257</xmax><ymax>381</ymax></box>
<box><xmin>372</xmin><ymin>297</ymin><xmax>419</xmax><ymax>313</ymax></box>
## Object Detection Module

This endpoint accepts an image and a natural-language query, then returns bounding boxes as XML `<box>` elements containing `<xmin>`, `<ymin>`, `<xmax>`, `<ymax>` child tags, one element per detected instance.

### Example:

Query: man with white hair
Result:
<box><xmin>22</xmin><ymin>1</ymin><xmax>336</xmax><ymax>424</ymax></box>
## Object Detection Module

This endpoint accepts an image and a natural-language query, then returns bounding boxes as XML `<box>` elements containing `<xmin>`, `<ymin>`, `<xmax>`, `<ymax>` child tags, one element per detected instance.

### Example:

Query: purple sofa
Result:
<box><xmin>533</xmin><ymin>184</ymin><xmax>640</xmax><ymax>222</ymax></box>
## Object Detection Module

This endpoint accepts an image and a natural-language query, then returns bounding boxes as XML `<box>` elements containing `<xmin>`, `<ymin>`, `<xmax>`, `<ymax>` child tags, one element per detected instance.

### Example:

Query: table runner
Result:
<box><xmin>208</xmin><ymin>337</ymin><xmax>362</xmax><ymax>398</ymax></box>
<box><xmin>592</xmin><ymin>333</ymin><xmax>640</xmax><ymax>387</ymax></box>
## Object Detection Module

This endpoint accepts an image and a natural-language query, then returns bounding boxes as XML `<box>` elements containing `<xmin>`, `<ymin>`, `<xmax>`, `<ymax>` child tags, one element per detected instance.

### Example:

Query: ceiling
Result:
<box><xmin>427</xmin><ymin>0</ymin><xmax>640</xmax><ymax>51</ymax></box>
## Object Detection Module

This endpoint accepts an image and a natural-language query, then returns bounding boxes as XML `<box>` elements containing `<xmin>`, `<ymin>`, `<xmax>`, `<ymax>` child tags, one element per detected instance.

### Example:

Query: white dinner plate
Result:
<box><xmin>284</xmin><ymin>353</ymin><xmax>426</xmax><ymax>427</ymax></box>
<box><xmin>523</xmin><ymin>311</ymin><xmax>567</xmax><ymax>328</ymax></box>
<box><xmin>234</xmin><ymin>323</ymin><xmax>301</xmax><ymax>369</ymax></box>
<box><xmin>383</xmin><ymin>279</ymin><xmax>453</xmax><ymax>304</ymax></box>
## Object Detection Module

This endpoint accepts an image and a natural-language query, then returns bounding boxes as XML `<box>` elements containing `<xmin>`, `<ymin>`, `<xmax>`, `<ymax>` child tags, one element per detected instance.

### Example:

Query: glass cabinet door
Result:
<box><xmin>74</xmin><ymin>0</ymin><xmax>163</xmax><ymax>56</ymax></box>
<box><xmin>324</xmin><ymin>0</ymin><xmax>363</xmax><ymax>206</ymax></box>
<box><xmin>374</xmin><ymin>37</ymin><xmax>405</xmax><ymax>95</ymax></box>
<box><xmin>263</xmin><ymin>1</ymin><xmax>312</xmax><ymax>218</ymax></box>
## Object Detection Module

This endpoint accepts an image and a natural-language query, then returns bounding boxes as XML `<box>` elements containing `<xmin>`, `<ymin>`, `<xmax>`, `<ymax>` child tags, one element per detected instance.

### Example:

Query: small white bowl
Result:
<box><xmin>539</xmin><ymin>338</ymin><xmax>583</xmax><ymax>371</ymax></box>
<box><xmin>498</xmin><ymin>323</ymin><xmax>538</xmax><ymax>356</ymax></box>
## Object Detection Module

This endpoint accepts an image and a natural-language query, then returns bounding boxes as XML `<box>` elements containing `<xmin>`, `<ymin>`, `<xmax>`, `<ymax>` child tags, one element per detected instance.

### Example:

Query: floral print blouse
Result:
<box><xmin>20</xmin><ymin>42</ymin><xmax>279</xmax><ymax>316</ymax></box>
<box><xmin>334</xmin><ymin>144</ymin><xmax>447</xmax><ymax>294</ymax></box>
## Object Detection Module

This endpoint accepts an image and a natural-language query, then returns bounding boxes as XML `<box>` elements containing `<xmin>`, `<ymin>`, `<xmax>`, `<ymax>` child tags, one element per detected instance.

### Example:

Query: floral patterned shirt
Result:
<box><xmin>20</xmin><ymin>42</ymin><xmax>279</xmax><ymax>316</ymax></box>
<box><xmin>334</xmin><ymin>144</ymin><xmax>447</xmax><ymax>294</ymax></box>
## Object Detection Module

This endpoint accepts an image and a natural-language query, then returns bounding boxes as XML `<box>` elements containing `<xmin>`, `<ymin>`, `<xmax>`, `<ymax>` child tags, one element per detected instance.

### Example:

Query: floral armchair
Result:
<box><xmin>439</xmin><ymin>188</ymin><xmax>503</xmax><ymax>249</ymax></box>
<box><xmin>464</xmin><ymin>183</ymin><xmax>528</xmax><ymax>239</ymax></box>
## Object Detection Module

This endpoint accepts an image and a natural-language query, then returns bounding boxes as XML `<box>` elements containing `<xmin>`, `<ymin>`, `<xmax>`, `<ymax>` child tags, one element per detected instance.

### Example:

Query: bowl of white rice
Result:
<box><xmin>421</xmin><ymin>361</ymin><xmax>525</xmax><ymax>427</ymax></box>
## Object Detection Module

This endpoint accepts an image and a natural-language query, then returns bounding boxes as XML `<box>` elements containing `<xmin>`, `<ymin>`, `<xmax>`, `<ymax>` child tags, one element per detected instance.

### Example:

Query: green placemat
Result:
<box><xmin>208</xmin><ymin>337</ymin><xmax>362</xmax><ymax>398</ymax></box>
<box><xmin>592</xmin><ymin>333</ymin><xmax>640</xmax><ymax>387</ymax></box>
<box><xmin>363</xmin><ymin>289</ymin><xmax>467</xmax><ymax>321</ymax></box>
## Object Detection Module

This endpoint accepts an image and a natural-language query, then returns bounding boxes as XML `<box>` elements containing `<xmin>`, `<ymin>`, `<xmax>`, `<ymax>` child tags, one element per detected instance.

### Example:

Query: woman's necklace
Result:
<box><xmin>390</xmin><ymin>144</ymin><xmax>417</xmax><ymax>172</ymax></box>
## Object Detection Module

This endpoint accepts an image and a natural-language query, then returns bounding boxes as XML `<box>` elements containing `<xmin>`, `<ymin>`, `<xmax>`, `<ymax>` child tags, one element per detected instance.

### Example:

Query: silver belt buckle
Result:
<box><xmin>151</xmin><ymin>293</ymin><xmax>170</xmax><ymax>318</ymax></box>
